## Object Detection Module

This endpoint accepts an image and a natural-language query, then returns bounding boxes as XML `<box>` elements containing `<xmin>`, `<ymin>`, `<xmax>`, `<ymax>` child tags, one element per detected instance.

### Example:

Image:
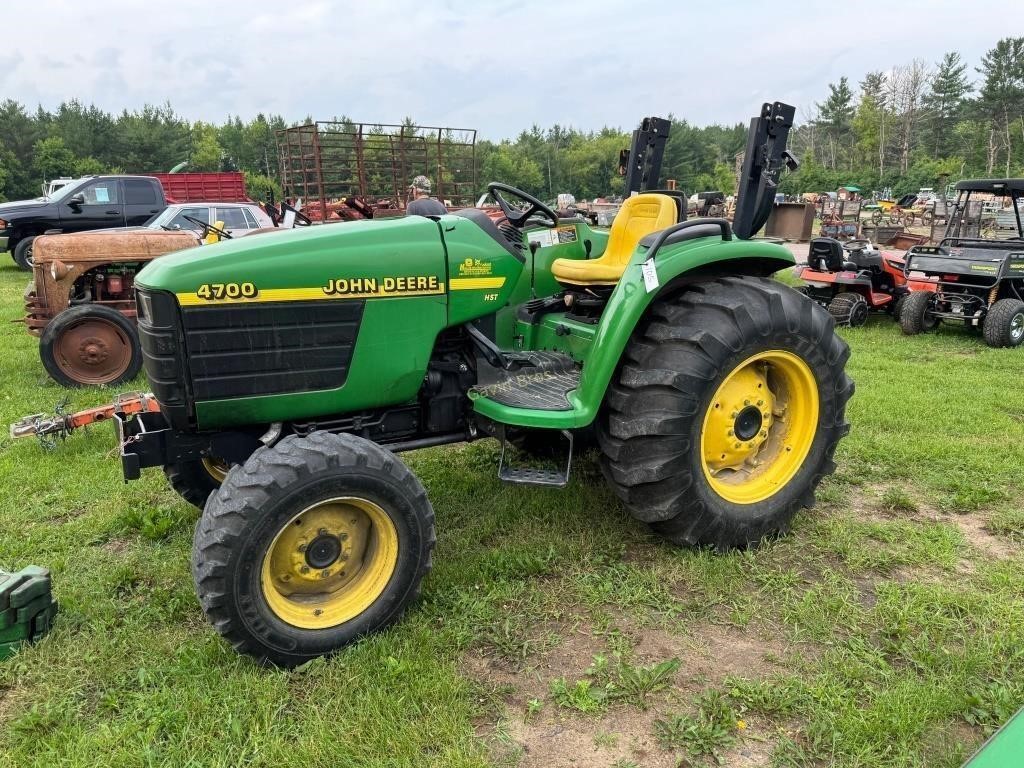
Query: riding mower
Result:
<box><xmin>899</xmin><ymin>179</ymin><xmax>1024</xmax><ymax>347</ymax></box>
<box><xmin>796</xmin><ymin>237</ymin><xmax>934</xmax><ymax>326</ymax></box>
<box><xmin>25</xmin><ymin>102</ymin><xmax>852</xmax><ymax>666</ymax></box>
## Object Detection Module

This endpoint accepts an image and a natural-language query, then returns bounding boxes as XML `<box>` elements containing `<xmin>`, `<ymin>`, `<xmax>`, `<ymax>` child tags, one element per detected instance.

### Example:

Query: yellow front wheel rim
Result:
<box><xmin>260</xmin><ymin>497</ymin><xmax>399</xmax><ymax>630</ymax></box>
<box><xmin>201</xmin><ymin>457</ymin><xmax>230</xmax><ymax>483</ymax></box>
<box><xmin>700</xmin><ymin>350</ymin><xmax>819</xmax><ymax>505</ymax></box>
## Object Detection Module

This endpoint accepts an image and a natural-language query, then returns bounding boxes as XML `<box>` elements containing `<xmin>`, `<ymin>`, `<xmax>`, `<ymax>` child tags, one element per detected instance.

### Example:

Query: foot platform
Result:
<box><xmin>497</xmin><ymin>429</ymin><xmax>574</xmax><ymax>488</ymax></box>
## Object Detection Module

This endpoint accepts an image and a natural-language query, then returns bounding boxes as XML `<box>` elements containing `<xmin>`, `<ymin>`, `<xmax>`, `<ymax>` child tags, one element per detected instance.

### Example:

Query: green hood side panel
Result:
<box><xmin>473</xmin><ymin>237</ymin><xmax>795</xmax><ymax>429</ymax></box>
<box><xmin>439</xmin><ymin>215</ymin><xmax>524</xmax><ymax>327</ymax></box>
<box><xmin>137</xmin><ymin>217</ymin><xmax>452</xmax><ymax>430</ymax></box>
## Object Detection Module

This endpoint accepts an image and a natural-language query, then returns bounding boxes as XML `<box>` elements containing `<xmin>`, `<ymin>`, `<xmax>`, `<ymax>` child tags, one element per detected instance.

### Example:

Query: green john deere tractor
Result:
<box><xmin>111</xmin><ymin>102</ymin><xmax>852</xmax><ymax>665</ymax></box>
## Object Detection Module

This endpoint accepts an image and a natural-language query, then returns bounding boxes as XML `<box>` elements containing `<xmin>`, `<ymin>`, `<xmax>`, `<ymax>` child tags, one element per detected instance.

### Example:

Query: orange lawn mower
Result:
<box><xmin>795</xmin><ymin>237</ymin><xmax>935</xmax><ymax>326</ymax></box>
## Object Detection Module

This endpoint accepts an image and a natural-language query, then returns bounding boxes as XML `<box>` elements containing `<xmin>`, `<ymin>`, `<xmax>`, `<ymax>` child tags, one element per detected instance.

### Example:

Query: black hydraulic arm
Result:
<box><xmin>732</xmin><ymin>102</ymin><xmax>799</xmax><ymax>240</ymax></box>
<box><xmin>620</xmin><ymin>117</ymin><xmax>671</xmax><ymax>195</ymax></box>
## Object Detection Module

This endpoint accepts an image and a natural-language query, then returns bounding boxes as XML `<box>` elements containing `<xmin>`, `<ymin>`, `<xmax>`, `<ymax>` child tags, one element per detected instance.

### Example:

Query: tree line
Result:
<box><xmin>0</xmin><ymin>36</ymin><xmax>1020</xmax><ymax>205</ymax></box>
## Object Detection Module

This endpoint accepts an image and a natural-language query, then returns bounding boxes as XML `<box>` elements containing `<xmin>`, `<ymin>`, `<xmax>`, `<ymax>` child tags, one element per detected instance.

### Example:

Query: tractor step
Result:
<box><xmin>498</xmin><ymin>429</ymin><xmax>574</xmax><ymax>488</ymax></box>
<box><xmin>471</xmin><ymin>351</ymin><xmax>580</xmax><ymax>412</ymax></box>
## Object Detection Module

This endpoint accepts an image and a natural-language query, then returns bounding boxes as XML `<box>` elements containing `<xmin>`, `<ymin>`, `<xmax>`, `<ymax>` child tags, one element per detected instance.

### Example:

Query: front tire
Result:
<box><xmin>163</xmin><ymin>458</ymin><xmax>230</xmax><ymax>509</ymax></box>
<box><xmin>39</xmin><ymin>305</ymin><xmax>142</xmax><ymax>387</ymax></box>
<box><xmin>982</xmin><ymin>298</ymin><xmax>1024</xmax><ymax>348</ymax></box>
<box><xmin>192</xmin><ymin>432</ymin><xmax>435</xmax><ymax>667</ymax></box>
<box><xmin>899</xmin><ymin>290</ymin><xmax>937</xmax><ymax>335</ymax></box>
<box><xmin>13</xmin><ymin>236</ymin><xmax>36</xmax><ymax>271</ymax></box>
<box><xmin>598</xmin><ymin>277</ymin><xmax>853</xmax><ymax>550</ymax></box>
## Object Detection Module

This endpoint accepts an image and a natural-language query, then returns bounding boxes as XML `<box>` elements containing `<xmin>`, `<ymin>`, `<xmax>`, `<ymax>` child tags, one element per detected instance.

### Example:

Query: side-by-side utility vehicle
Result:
<box><xmin>899</xmin><ymin>179</ymin><xmax>1024</xmax><ymax>347</ymax></box>
<box><xmin>101</xmin><ymin>102</ymin><xmax>850</xmax><ymax>665</ymax></box>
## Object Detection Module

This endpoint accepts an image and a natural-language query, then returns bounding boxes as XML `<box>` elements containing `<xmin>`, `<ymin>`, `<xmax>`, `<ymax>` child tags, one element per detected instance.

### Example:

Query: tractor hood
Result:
<box><xmin>136</xmin><ymin>216</ymin><xmax>448</xmax><ymax>301</ymax></box>
<box><xmin>33</xmin><ymin>229</ymin><xmax>198</xmax><ymax>265</ymax></box>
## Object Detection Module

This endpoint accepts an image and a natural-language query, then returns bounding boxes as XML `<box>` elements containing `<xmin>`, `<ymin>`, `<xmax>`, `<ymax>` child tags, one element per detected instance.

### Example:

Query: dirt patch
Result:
<box><xmin>952</xmin><ymin>513</ymin><xmax>1019</xmax><ymax>560</ymax></box>
<box><xmin>100</xmin><ymin>537</ymin><xmax>132</xmax><ymax>554</ymax></box>
<box><xmin>465</xmin><ymin>618</ymin><xmax>809</xmax><ymax>767</ymax></box>
<box><xmin>630</xmin><ymin>623</ymin><xmax>801</xmax><ymax>685</ymax></box>
<box><xmin>502</xmin><ymin>708</ymin><xmax>674</xmax><ymax>768</ymax></box>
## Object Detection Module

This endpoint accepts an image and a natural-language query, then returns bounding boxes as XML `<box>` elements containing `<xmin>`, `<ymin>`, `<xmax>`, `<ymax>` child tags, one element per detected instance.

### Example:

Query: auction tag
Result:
<box><xmin>641</xmin><ymin>259</ymin><xmax>659</xmax><ymax>293</ymax></box>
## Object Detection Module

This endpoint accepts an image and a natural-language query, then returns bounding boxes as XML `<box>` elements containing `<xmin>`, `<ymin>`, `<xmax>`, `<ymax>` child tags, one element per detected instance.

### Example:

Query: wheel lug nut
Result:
<box><xmin>757</xmin><ymin>399</ymin><xmax>764</xmax><ymax>407</ymax></box>
<box><xmin>320</xmin><ymin>569</ymin><xmax>331</xmax><ymax>579</ymax></box>
<box><xmin>744</xmin><ymin>399</ymin><xmax>750</xmax><ymax>406</ymax></box>
<box><xmin>727</xmin><ymin>430</ymin><xmax>734</xmax><ymax>437</ymax></box>
<box><xmin>300</xmin><ymin>565</ymin><xmax>310</xmax><ymax>574</ymax></box>
<box><xmin>297</xmin><ymin>544</ymin><xmax>307</xmax><ymax>553</ymax></box>
<box><xmin>318</xmin><ymin>528</ymin><xmax>328</xmax><ymax>536</ymax></box>
<box><xmin>339</xmin><ymin>532</ymin><xmax>349</xmax><ymax>541</ymax></box>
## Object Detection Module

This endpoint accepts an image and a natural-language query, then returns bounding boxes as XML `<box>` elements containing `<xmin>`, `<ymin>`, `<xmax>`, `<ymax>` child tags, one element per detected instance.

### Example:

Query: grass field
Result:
<box><xmin>0</xmin><ymin>254</ymin><xmax>1022</xmax><ymax>768</ymax></box>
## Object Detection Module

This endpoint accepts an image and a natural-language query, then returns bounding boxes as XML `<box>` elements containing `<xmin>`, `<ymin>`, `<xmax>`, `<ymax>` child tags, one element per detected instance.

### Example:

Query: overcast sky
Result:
<box><xmin>2</xmin><ymin>1</ymin><xmax>1020</xmax><ymax>139</ymax></box>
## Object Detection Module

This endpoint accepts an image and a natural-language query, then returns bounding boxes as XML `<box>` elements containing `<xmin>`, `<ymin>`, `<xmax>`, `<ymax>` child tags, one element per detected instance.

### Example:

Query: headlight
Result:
<box><xmin>50</xmin><ymin>260</ymin><xmax>70</xmax><ymax>280</ymax></box>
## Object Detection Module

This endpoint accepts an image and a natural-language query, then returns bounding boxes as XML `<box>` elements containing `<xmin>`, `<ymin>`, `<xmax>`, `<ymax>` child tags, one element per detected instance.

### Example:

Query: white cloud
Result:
<box><xmin>1</xmin><ymin>0</ymin><xmax>1020</xmax><ymax>137</ymax></box>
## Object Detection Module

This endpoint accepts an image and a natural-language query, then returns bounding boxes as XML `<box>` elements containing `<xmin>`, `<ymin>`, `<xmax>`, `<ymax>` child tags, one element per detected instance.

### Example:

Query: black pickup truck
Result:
<box><xmin>0</xmin><ymin>175</ymin><xmax>169</xmax><ymax>270</ymax></box>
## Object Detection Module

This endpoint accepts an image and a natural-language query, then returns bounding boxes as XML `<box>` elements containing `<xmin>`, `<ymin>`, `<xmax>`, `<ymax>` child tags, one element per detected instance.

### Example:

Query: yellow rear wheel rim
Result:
<box><xmin>260</xmin><ymin>497</ymin><xmax>399</xmax><ymax>630</ymax></box>
<box><xmin>700</xmin><ymin>350</ymin><xmax>819</xmax><ymax>505</ymax></box>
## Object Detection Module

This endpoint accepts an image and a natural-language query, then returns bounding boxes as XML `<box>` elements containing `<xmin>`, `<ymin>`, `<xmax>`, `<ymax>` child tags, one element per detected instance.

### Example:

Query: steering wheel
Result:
<box><xmin>183</xmin><ymin>215</ymin><xmax>231</xmax><ymax>241</ymax></box>
<box><xmin>487</xmin><ymin>182</ymin><xmax>558</xmax><ymax>229</ymax></box>
<box><xmin>842</xmin><ymin>238</ymin><xmax>873</xmax><ymax>251</ymax></box>
<box><xmin>280</xmin><ymin>201</ymin><xmax>313</xmax><ymax>226</ymax></box>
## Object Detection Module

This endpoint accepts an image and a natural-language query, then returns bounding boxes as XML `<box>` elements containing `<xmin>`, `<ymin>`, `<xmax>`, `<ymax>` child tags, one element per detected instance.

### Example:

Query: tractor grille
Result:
<box><xmin>136</xmin><ymin>287</ymin><xmax>363</xmax><ymax>429</ymax></box>
<box><xmin>180</xmin><ymin>302</ymin><xmax>363</xmax><ymax>400</ymax></box>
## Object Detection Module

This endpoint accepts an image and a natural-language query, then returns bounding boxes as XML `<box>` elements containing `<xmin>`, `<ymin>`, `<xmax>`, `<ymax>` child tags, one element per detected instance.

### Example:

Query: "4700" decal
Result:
<box><xmin>195</xmin><ymin>282</ymin><xmax>259</xmax><ymax>300</ymax></box>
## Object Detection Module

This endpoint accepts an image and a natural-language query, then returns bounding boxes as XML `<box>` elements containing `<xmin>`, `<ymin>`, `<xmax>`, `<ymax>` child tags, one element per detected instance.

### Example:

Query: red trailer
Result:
<box><xmin>150</xmin><ymin>172</ymin><xmax>251</xmax><ymax>203</ymax></box>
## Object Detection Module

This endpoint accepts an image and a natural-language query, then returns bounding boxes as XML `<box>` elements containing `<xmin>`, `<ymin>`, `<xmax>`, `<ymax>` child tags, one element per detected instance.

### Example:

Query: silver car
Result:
<box><xmin>146</xmin><ymin>202</ymin><xmax>274</xmax><ymax>236</ymax></box>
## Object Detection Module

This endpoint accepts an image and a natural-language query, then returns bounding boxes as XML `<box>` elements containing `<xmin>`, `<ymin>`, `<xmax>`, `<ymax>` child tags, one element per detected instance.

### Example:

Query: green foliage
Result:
<box><xmin>480</xmin><ymin>142</ymin><xmax>543</xmax><ymax>196</ymax></box>
<box><xmin>653</xmin><ymin>690</ymin><xmax>740</xmax><ymax>759</ymax></box>
<box><xmin>550</xmin><ymin>677</ymin><xmax>610</xmax><ymax>713</ymax></box>
<box><xmin>31</xmin><ymin>137</ymin><xmax>75</xmax><ymax>182</ymax></box>
<box><xmin>243</xmin><ymin>172</ymin><xmax>281</xmax><ymax>204</ymax></box>
<box><xmin>188</xmin><ymin>122</ymin><xmax>224</xmax><ymax>172</ymax></box>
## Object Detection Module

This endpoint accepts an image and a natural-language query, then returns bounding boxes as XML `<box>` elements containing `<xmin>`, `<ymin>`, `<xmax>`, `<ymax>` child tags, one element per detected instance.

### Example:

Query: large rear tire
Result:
<box><xmin>598</xmin><ymin>277</ymin><xmax>852</xmax><ymax>550</ymax></box>
<box><xmin>192</xmin><ymin>432</ymin><xmax>435</xmax><ymax>667</ymax></box>
<box><xmin>899</xmin><ymin>290</ymin><xmax>937</xmax><ymax>335</ymax></box>
<box><xmin>982</xmin><ymin>298</ymin><xmax>1024</xmax><ymax>348</ymax></box>
<box><xmin>39</xmin><ymin>305</ymin><xmax>142</xmax><ymax>387</ymax></box>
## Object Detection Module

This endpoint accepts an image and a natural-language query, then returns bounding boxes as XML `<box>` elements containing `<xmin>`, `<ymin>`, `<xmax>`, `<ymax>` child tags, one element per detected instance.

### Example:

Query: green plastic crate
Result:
<box><xmin>0</xmin><ymin>567</ymin><xmax>57</xmax><ymax>662</ymax></box>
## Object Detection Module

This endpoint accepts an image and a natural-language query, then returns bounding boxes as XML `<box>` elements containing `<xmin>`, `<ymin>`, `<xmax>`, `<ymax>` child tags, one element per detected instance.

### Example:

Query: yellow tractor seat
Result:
<box><xmin>551</xmin><ymin>194</ymin><xmax>677</xmax><ymax>287</ymax></box>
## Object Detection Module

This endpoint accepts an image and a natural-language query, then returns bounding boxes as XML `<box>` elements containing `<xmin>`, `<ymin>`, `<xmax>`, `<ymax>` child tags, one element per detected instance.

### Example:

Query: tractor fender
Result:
<box><xmin>566</xmin><ymin>238</ymin><xmax>795</xmax><ymax>427</ymax></box>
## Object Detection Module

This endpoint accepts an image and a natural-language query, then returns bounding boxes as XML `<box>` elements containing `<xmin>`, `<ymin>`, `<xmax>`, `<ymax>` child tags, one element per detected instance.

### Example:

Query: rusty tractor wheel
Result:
<box><xmin>39</xmin><ymin>305</ymin><xmax>142</xmax><ymax>387</ymax></box>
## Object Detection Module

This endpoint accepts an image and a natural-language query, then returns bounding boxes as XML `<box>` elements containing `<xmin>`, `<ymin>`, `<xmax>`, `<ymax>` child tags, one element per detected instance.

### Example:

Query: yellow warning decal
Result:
<box><xmin>449</xmin><ymin>277</ymin><xmax>506</xmax><ymax>291</ymax></box>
